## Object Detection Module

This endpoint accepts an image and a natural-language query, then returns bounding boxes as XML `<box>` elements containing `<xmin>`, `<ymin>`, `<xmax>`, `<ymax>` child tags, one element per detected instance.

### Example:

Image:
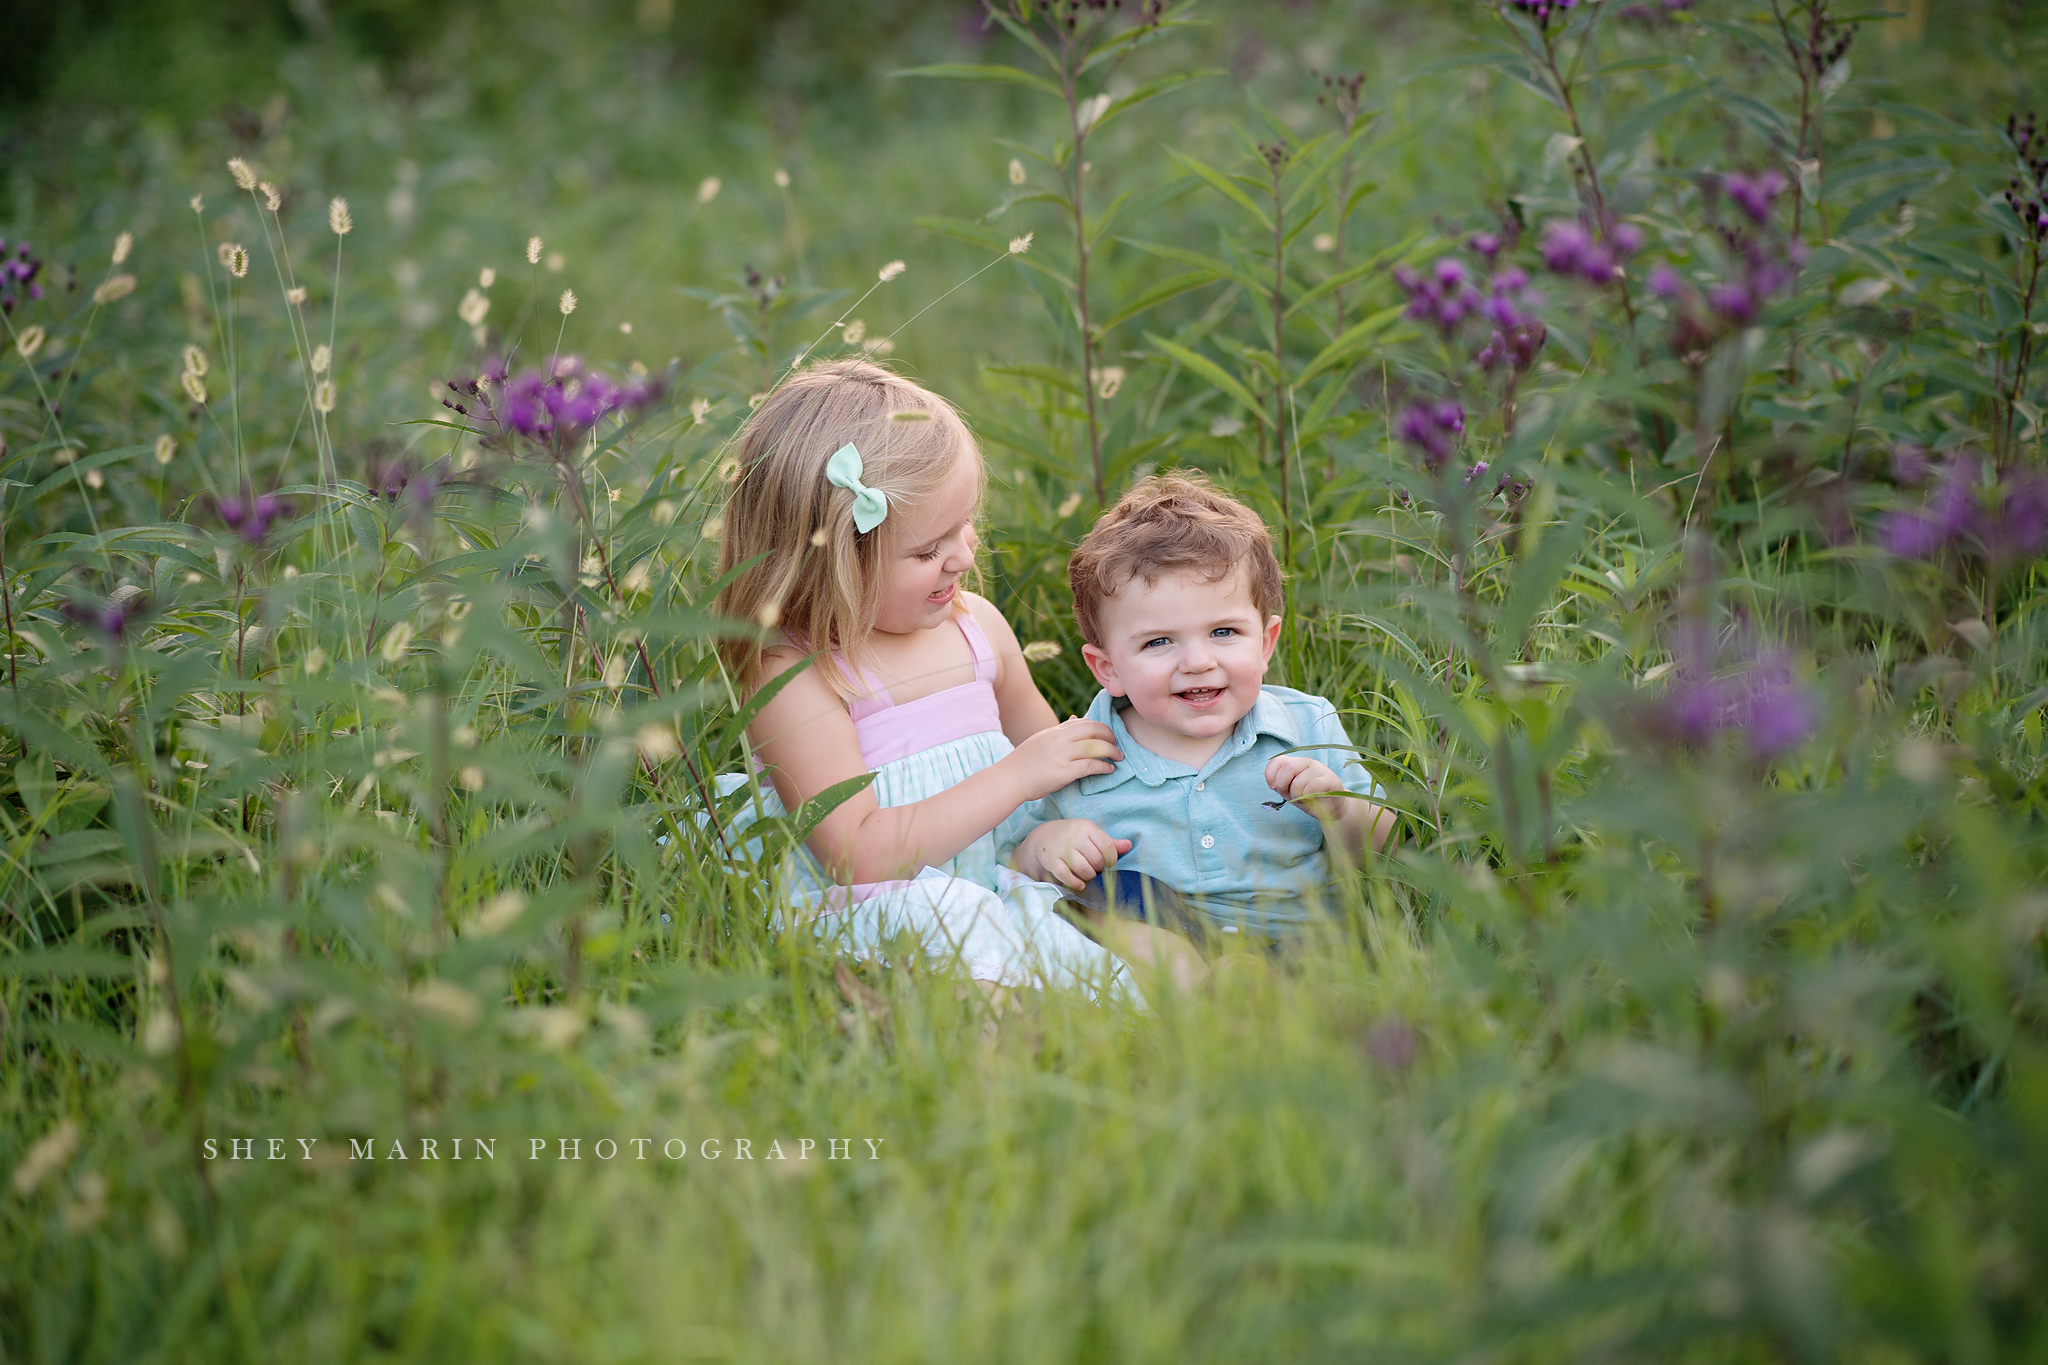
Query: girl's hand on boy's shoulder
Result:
<box><xmin>1008</xmin><ymin>717</ymin><xmax>1122</xmax><ymax>799</ymax></box>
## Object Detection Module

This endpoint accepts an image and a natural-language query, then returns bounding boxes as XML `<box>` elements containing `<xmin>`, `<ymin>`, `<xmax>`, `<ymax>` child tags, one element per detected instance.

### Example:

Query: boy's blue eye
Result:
<box><xmin>1211</xmin><ymin>627</ymin><xmax>1238</xmax><ymax>639</ymax></box>
<box><xmin>1143</xmin><ymin>636</ymin><xmax>1171</xmax><ymax>649</ymax></box>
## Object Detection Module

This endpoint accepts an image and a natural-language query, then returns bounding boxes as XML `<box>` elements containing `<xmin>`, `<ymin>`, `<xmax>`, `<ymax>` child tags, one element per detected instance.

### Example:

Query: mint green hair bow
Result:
<box><xmin>825</xmin><ymin>442</ymin><xmax>889</xmax><ymax>534</ymax></box>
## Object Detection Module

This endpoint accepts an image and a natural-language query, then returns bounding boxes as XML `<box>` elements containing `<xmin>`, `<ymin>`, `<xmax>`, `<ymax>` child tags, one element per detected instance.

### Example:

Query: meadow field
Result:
<box><xmin>3</xmin><ymin>0</ymin><xmax>2047</xmax><ymax>1359</ymax></box>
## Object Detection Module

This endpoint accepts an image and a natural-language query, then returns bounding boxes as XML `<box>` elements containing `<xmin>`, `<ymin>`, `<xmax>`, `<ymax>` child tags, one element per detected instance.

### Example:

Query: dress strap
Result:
<box><xmin>838</xmin><ymin>654</ymin><xmax>894</xmax><ymax>723</ymax></box>
<box><xmin>955</xmin><ymin>612</ymin><xmax>999</xmax><ymax>686</ymax></box>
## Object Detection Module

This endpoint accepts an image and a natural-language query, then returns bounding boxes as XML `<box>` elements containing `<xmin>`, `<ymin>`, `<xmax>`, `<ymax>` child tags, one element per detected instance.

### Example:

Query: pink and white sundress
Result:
<box><xmin>711</xmin><ymin>614</ymin><xmax>1138</xmax><ymax>1002</ymax></box>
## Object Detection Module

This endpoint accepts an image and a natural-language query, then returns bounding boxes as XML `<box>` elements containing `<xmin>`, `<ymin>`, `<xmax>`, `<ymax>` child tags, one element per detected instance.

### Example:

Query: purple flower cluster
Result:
<box><xmin>61</xmin><ymin>592</ymin><xmax>148</xmax><ymax>641</ymax></box>
<box><xmin>1877</xmin><ymin>456</ymin><xmax>2048</xmax><ymax>562</ymax></box>
<box><xmin>1462</xmin><ymin>459</ymin><xmax>1530</xmax><ymax>500</ymax></box>
<box><xmin>0</xmin><ymin>239</ymin><xmax>44</xmax><ymax>314</ymax></box>
<box><xmin>1631</xmin><ymin>624</ymin><xmax>1817</xmax><ymax>760</ymax></box>
<box><xmin>2004</xmin><ymin>111</ymin><xmax>2048</xmax><ymax>245</ymax></box>
<box><xmin>447</xmin><ymin>357</ymin><xmax>662</xmax><ymax>452</ymax></box>
<box><xmin>1396</xmin><ymin>400</ymin><xmax>1465</xmax><ymax>471</ymax></box>
<box><xmin>214</xmin><ymin>488</ymin><xmax>290</xmax><ymax>545</ymax></box>
<box><xmin>1538</xmin><ymin>219</ymin><xmax>1643</xmax><ymax>287</ymax></box>
<box><xmin>1395</xmin><ymin>258</ymin><xmax>1484</xmax><ymax>334</ymax></box>
<box><xmin>1644</xmin><ymin>173</ymin><xmax>1809</xmax><ymax>351</ymax></box>
<box><xmin>1508</xmin><ymin>0</ymin><xmax>1577</xmax><ymax>22</ymax></box>
<box><xmin>1720</xmin><ymin>169</ymin><xmax>1789</xmax><ymax>225</ymax></box>
<box><xmin>1395</xmin><ymin>254</ymin><xmax>1550</xmax><ymax>381</ymax></box>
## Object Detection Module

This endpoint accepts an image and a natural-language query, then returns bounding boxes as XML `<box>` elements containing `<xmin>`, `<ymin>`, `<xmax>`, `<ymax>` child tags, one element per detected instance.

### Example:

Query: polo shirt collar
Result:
<box><xmin>1077</xmin><ymin>686</ymin><xmax>1304</xmax><ymax>791</ymax></box>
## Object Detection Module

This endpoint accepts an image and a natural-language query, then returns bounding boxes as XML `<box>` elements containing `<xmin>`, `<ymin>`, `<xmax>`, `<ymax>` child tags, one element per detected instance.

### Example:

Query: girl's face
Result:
<box><xmin>871</xmin><ymin>450</ymin><xmax>981</xmax><ymax>635</ymax></box>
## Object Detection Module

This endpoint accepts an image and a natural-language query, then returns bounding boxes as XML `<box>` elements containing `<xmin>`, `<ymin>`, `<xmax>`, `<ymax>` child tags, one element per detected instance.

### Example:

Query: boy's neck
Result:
<box><xmin>1118</xmin><ymin>705</ymin><xmax>1234</xmax><ymax>771</ymax></box>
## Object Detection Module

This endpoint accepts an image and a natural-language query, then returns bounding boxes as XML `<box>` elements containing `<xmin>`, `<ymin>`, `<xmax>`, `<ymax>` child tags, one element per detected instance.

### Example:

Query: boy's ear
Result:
<box><xmin>1080</xmin><ymin>642</ymin><xmax>1125</xmax><ymax>696</ymax></box>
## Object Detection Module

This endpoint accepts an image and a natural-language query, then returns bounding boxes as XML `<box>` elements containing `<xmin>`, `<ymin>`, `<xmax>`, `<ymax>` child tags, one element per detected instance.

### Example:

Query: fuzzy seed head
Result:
<box><xmin>526</xmin><ymin>236</ymin><xmax>543</xmax><ymax>264</ymax></box>
<box><xmin>459</xmin><ymin>288</ymin><xmax>490</xmax><ymax>326</ymax></box>
<box><xmin>479</xmin><ymin>267</ymin><xmax>496</xmax><ymax>288</ymax></box>
<box><xmin>756</xmin><ymin>601</ymin><xmax>782</xmax><ymax>628</ymax></box>
<box><xmin>689</xmin><ymin>396</ymin><xmax>712</xmax><ymax>425</ymax></box>
<box><xmin>260</xmin><ymin>181</ymin><xmax>282</xmax><ymax>211</ymax></box>
<box><xmin>85</xmin><ymin>469</ymin><xmax>104</xmax><ymax>490</ymax></box>
<box><xmin>841</xmin><ymin>318</ymin><xmax>866</xmax><ymax>345</ymax></box>
<box><xmin>1009</xmin><ymin>233</ymin><xmax>1033</xmax><ymax>255</ymax></box>
<box><xmin>314</xmin><ymin>380</ymin><xmax>336</xmax><ymax>413</ymax></box>
<box><xmin>1021</xmin><ymin>640</ymin><xmax>1063</xmax><ymax>663</ymax></box>
<box><xmin>183</xmin><ymin>344</ymin><xmax>208</xmax><ymax>377</ymax></box>
<box><xmin>94</xmin><ymin>274</ymin><xmax>136</xmax><ymax>304</ymax></box>
<box><xmin>696</xmin><ymin>176</ymin><xmax>721</xmax><ymax>204</ymax></box>
<box><xmin>218</xmin><ymin>243</ymin><xmax>249</xmax><ymax>278</ymax></box>
<box><xmin>287</xmin><ymin>286</ymin><xmax>307</xmax><ymax>305</ymax></box>
<box><xmin>1008</xmin><ymin>158</ymin><xmax>1026</xmax><ymax>185</ymax></box>
<box><xmin>809</xmin><ymin>527</ymin><xmax>828</xmax><ymax>547</ymax></box>
<box><xmin>190</xmin><ymin>194</ymin><xmax>204</xmax><ymax>213</ymax></box>
<box><xmin>228</xmin><ymin>158</ymin><xmax>257</xmax><ymax>191</ymax></box>
<box><xmin>558</xmin><ymin>289</ymin><xmax>577</xmax><ymax>316</ymax></box>
<box><xmin>112</xmin><ymin>232</ymin><xmax>133</xmax><ymax>265</ymax></box>
<box><xmin>154</xmin><ymin>434</ymin><xmax>176</xmax><ymax>465</ymax></box>
<box><xmin>15</xmin><ymin>325</ymin><xmax>45</xmax><ymax>359</ymax></box>
<box><xmin>774</xmin><ymin>167</ymin><xmax>790</xmax><ymax>188</ymax></box>
<box><xmin>329</xmin><ymin>197</ymin><xmax>352</xmax><ymax>235</ymax></box>
<box><xmin>310</xmin><ymin>344</ymin><xmax>330</xmax><ymax>375</ymax></box>
<box><xmin>878</xmin><ymin>259</ymin><xmax>906</xmax><ymax>282</ymax></box>
<box><xmin>181</xmin><ymin>370</ymin><xmax>208</xmax><ymax>404</ymax></box>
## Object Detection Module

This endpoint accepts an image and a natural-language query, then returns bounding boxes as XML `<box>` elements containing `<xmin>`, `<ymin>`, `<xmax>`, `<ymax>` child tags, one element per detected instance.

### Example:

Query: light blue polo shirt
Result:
<box><xmin>1008</xmin><ymin>685</ymin><xmax>1382</xmax><ymax>936</ymax></box>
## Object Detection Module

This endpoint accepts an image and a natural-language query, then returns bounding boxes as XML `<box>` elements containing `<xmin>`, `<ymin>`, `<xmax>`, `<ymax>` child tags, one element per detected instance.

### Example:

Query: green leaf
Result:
<box><xmin>1287</xmin><ymin>232</ymin><xmax>1430</xmax><ymax>317</ymax></box>
<box><xmin>1096</xmin><ymin>271</ymin><xmax>1223</xmax><ymax>334</ymax></box>
<box><xmin>1167</xmin><ymin>149</ymin><xmax>1272</xmax><ymax>228</ymax></box>
<box><xmin>984</xmin><ymin>363</ymin><xmax>1083</xmax><ymax>397</ymax></box>
<box><xmin>1293</xmin><ymin>304</ymin><xmax>1406</xmax><ymax>387</ymax></box>
<box><xmin>1090</xmin><ymin>69</ymin><xmax>1222</xmax><ymax>139</ymax></box>
<box><xmin>1119</xmin><ymin>239</ymin><xmax>1265</xmax><ymax>296</ymax></box>
<box><xmin>1146</xmin><ymin>334</ymin><xmax>1266</xmax><ymax>425</ymax></box>
<box><xmin>789</xmin><ymin>772</ymin><xmax>879</xmax><ymax>844</ymax></box>
<box><xmin>891</xmin><ymin>64</ymin><xmax>1063</xmax><ymax>99</ymax></box>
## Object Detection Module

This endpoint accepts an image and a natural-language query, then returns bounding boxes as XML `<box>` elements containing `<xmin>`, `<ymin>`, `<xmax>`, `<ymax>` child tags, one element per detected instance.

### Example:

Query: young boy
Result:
<box><xmin>1007</xmin><ymin>473</ymin><xmax>1395</xmax><ymax>952</ymax></box>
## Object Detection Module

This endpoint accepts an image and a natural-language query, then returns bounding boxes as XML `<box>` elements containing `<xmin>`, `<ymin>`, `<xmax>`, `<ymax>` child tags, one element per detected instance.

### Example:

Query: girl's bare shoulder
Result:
<box><xmin>962</xmin><ymin>590</ymin><xmax>1023</xmax><ymax>648</ymax></box>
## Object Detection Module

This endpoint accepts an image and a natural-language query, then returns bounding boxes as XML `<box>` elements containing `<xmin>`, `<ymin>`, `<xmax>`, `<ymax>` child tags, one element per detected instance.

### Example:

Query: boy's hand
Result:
<box><xmin>1014</xmin><ymin>819</ymin><xmax>1132</xmax><ymax>891</ymax></box>
<box><xmin>1264</xmin><ymin>754</ymin><xmax>1350</xmax><ymax>817</ymax></box>
<box><xmin>1007</xmin><ymin>718</ymin><xmax>1122</xmax><ymax>801</ymax></box>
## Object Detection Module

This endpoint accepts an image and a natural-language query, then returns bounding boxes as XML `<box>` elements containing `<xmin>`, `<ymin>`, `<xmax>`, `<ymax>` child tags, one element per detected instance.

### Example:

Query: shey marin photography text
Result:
<box><xmin>198</xmin><ymin>1136</ymin><xmax>888</xmax><ymax>1163</ymax></box>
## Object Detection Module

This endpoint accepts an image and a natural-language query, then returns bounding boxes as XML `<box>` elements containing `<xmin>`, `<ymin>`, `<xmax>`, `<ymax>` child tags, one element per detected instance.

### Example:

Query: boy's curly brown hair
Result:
<box><xmin>1067</xmin><ymin>472</ymin><xmax>1284</xmax><ymax>646</ymax></box>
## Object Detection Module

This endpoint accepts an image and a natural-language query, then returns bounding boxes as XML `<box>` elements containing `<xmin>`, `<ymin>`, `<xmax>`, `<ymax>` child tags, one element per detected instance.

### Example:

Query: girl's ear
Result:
<box><xmin>1081</xmin><ymin>642</ymin><xmax>1125</xmax><ymax>696</ymax></box>
<box><xmin>1258</xmin><ymin>615</ymin><xmax>1283</xmax><ymax>665</ymax></box>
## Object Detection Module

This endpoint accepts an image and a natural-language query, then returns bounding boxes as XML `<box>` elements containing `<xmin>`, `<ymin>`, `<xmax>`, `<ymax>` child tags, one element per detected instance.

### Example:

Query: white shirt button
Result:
<box><xmin>1195</xmin><ymin>781</ymin><xmax>1205</xmax><ymax>791</ymax></box>
<box><xmin>1200</xmin><ymin>834</ymin><xmax>1215</xmax><ymax>849</ymax></box>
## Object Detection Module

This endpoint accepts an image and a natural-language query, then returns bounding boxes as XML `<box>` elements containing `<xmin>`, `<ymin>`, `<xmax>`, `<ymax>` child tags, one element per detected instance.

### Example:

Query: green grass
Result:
<box><xmin>4</xmin><ymin>1</ymin><xmax>2048</xmax><ymax>1361</ymax></box>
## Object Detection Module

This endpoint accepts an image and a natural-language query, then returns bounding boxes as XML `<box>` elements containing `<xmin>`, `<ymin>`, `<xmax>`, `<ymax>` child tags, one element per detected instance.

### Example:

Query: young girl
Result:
<box><xmin>712</xmin><ymin>359</ymin><xmax>1141</xmax><ymax>998</ymax></box>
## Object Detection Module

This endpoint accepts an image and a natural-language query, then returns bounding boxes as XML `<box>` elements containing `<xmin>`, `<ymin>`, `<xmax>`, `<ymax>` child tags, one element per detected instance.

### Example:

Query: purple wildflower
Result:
<box><xmin>1706</xmin><ymin>281</ymin><xmax>1758</xmax><ymax>324</ymax></box>
<box><xmin>61</xmin><ymin>590</ymin><xmax>148</xmax><ymax>641</ymax></box>
<box><xmin>1647</xmin><ymin>264</ymin><xmax>1684</xmax><ymax>299</ymax></box>
<box><xmin>1721</xmin><ymin>170</ymin><xmax>1788</xmax><ymax>225</ymax></box>
<box><xmin>1470</xmin><ymin>232</ymin><xmax>1503</xmax><ymax>263</ymax></box>
<box><xmin>213</xmin><ymin>487</ymin><xmax>289</xmax><ymax>544</ymax></box>
<box><xmin>1396</xmin><ymin>400</ymin><xmax>1465</xmax><ymax>471</ymax></box>
<box><xmin>449</xmin><ymin>356</ymin><xmax>663</xmax><ymax>452</ymax></box>
<box><xmin>1395</xmin><ymin>258</ymin><xmax>1485</xmax><ymax>334</ymax></box>
<box><xmin>0</xmin><ymin>239</ymin><xmax>44</xmax><ymax>313</ymax></box>
<box><xmin>1539</xmin><ymin>220</ymin><xmax>1618</xmax><ymax>285</ymax></box>
<box><xmin>1508</xmin><ymin>0</ymin><xmax>1578</xmax><ymax>21</ymax></box>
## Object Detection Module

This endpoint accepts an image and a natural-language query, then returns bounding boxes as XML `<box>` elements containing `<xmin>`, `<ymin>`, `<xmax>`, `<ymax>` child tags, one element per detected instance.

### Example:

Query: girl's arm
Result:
<box><xmin>967</xmin><ymin>592</ymin><xmax>1059</xmax><ymax>744</ymax></box>
<box><xmin>748</xmin><ymin>647</ymin><xmax>1120</xmax><ymax>886</ymax></box>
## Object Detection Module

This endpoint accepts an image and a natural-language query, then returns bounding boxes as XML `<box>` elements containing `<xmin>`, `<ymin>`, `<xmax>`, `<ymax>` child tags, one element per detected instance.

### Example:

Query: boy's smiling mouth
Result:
<box><xmin>1174</xmin><ymin>686</ymin><xmax>1225</xmax><ymax>706</ymax></box>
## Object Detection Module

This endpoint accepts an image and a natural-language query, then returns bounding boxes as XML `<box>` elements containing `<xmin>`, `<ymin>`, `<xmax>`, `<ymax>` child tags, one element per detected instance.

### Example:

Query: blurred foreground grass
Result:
<box><xmin>5</xmin><ymin>1</ymin><xmax>2048</xmax><ymax>1361</ymax></box>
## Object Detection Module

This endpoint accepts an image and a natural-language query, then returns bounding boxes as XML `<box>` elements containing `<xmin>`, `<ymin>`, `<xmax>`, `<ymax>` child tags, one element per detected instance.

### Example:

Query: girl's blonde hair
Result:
<box><xmin>714</xmin><ymin>359</ymin><xmax>982</xmax><ymax>695</ymax></box>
